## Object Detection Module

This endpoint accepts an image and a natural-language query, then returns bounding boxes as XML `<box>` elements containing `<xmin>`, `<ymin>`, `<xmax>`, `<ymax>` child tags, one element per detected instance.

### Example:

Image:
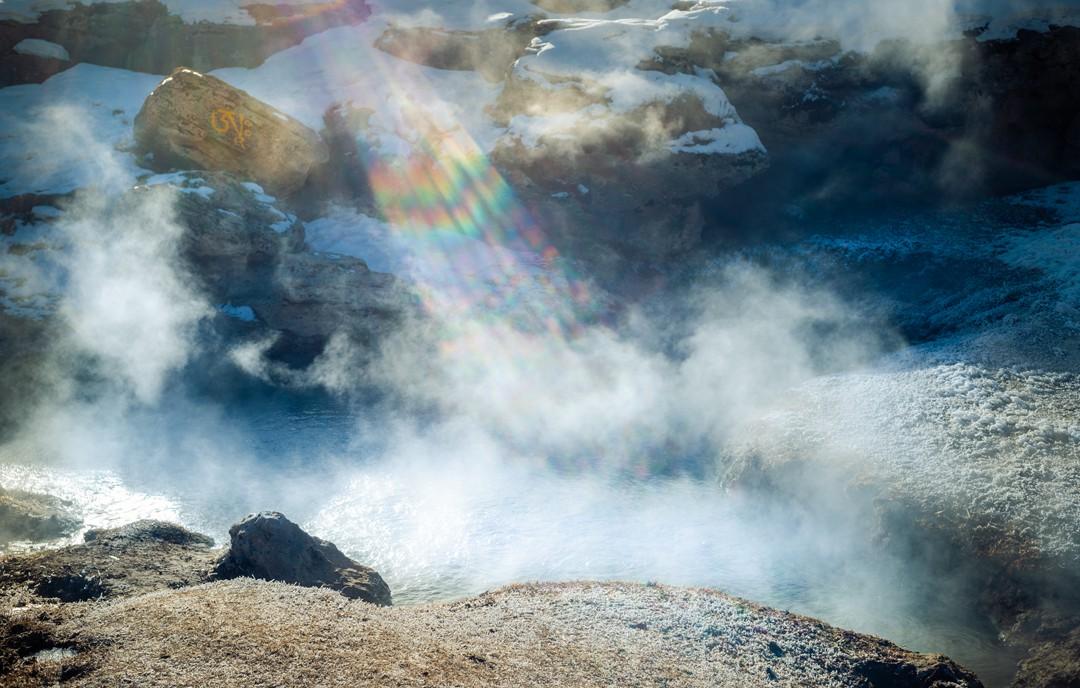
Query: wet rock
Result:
<box><xmin>134</xmin><ymin>67</ymin><xmax>329</xmax><ymax>196</ymax></box>
<box><xmin>853</xmin><ymin>656</ymin><xmax>985</xmax><ymax>688</ymax></box>
<box><xmin>212</xmin><ymin>511</ymin><xmax>392</xmax><ymax>606</ymax></box>
<box><xmin>0</xmin><ymin>487</ymin><xmax>80</xmax><ymax>545</ymax></box>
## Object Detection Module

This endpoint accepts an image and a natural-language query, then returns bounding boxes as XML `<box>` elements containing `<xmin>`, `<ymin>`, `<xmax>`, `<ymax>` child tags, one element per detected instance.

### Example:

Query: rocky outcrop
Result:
<box><xmin>134</xmin><ymin>67</ymin><xmax>329</xmax><ymax>196</ymax></box>
<box><xmin>0</xmin><ymin>487</ymin><xmax>80</xmax><ymax>546</ymax></box>
<box><xmin>0</xmin><ymin>520</ymin><xmax>216</xmax><ymax>602</ymax></box>
<box><xmin>0</xmin><ymin>0</ymin><xmax>372</xmax><ymax>87</ymax></box>
<box><xmin>212</xmin><ymin>511</ymin><xmax>391</xmax><ymax>606</ymax></box>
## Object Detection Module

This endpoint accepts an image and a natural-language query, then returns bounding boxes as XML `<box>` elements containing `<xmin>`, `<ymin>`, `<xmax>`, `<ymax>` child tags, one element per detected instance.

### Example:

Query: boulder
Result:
<box><xmin>134</xmin><ymin>68</ymin><xmax>329</xmax><ymax>196</ymax></box>
<box><xmin>0</xmin><ymin>487</ymin><xmax>80</xmax><ymax>545</ymax></box>
<box><xmin>212</xmin><ymin>512</ymin><xmax>391</xmax><ymax>606</ymax></box>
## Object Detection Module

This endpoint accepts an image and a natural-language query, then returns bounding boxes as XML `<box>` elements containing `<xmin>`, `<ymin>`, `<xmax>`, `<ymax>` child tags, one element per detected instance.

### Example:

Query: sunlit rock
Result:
<box><xmin>213</xmin><ymin>511</ymin><xmax>392</xmax><ymax>606</ymax></box>
<box><xmin>134</xmin><ymin>68</ymin><xmax>329</xmax><ymax>196</ymax></box>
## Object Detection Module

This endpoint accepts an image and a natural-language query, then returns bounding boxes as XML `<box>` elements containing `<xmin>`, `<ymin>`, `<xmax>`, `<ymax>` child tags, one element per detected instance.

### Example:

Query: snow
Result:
<box><xmin>302</xmin><ymin>206</ymin><xmax>408</xmax><ymax>274</ymax></box>
<box><xmin>667</xmin><ymin>125</ymin><xmax>764</xmax><ymax>154</ymax></box>
<box><xmin>0</xmin><ymin>64</ymin><xmax>160</xmax><ymax>198</ymax></box>
<box><xmin>13</xmin><ymin>38</ymin><xmax>69</xmax><ymax>61</ymax></box>
<box><xmin>240</xmin><ymin>181</ymin><xmax>275</xmax><ymax>203</ymax></box>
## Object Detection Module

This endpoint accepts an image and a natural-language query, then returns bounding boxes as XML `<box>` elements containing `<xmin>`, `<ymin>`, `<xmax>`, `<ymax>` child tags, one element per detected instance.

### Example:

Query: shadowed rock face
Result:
<box><xmin>135</xmin><ymin>68</ymin><xmax>329</xmax><ymax>196</ymax></box>
<box><xmin>212</xmin><ymin>511</ymin><xmax>392</xmax><ymax>606</ymax></box>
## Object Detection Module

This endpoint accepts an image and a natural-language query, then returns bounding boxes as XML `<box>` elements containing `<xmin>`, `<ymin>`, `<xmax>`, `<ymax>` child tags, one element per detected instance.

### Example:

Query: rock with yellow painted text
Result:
<box><xmin>133</xmin><ymin>67</ymin><xmax>328</xmax><ymax>196</ymax></box>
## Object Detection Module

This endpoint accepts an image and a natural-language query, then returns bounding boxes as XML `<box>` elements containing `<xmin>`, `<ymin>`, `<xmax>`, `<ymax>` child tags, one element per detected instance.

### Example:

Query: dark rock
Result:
<box><xmin>853</xmin><ymin>656</ymin><xmax>984</xmax><ymax>688</ymax></box>
<box><xmin>0</xmin><ymin>487</ymin><xmax>80</xmax><ymax>545</ymax></box>
<box><xmin>34</xmin><ymin>573</ymin><xmax>106</xmax><ymax>603</ymax></box>
<box><xmin>212</xmin><ymin>511</ymin><xmax>391</xmax><ymax>606</ymax></box>
<box><xmin>134</xmin><ymin>68</ymin><xmax>329</xmax><ymax>196</ymax></box>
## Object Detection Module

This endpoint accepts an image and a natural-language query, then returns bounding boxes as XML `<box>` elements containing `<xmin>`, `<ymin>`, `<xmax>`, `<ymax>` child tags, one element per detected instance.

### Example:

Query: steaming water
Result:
<box><xmin>0</xmin><ymin>397</ymin><xmax>1026</xmax><ymax>686</ymax></box>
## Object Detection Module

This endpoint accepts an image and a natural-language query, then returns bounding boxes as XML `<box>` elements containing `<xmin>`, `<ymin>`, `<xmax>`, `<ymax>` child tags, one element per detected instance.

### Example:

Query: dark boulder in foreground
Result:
<box><xmin>0</xmin><ymin>487</ymin><xmax>80</xmax><ymax>546</ymax></box>
<box><xmin>134</xmin><ymin>67</ymin><xmax>328</xmax><ymax>195</ymax></box>
<box><xmin>212</xmin><ymin>511</ymin><xmax>391</xmax><ymax>606</ymax></box>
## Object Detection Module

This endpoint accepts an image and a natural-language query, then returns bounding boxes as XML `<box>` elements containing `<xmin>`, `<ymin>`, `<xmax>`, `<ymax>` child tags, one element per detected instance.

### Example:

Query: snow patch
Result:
<box><xmin>13</xmin><ymin>38</ymin><xmax>69</xmax><ymax>61</ymax></box>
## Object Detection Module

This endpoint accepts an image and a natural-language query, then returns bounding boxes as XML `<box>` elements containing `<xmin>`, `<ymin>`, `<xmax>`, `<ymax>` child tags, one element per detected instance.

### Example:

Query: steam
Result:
<box><xmin>31</xmin><ymin>107</ymin><xmax>210</xmax><ymax>404</ymax></box>
<box><xmin>355</xmin><ymin>262</ymin><xmax>889</xmax><ymax>473</ymax></box>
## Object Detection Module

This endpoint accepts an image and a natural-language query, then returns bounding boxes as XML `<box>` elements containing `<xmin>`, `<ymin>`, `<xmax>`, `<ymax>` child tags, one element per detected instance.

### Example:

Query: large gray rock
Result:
<box><xmin>212</xmin><ymin>512</ymin><xmax>392</xmax><ymax>606</ymax></box>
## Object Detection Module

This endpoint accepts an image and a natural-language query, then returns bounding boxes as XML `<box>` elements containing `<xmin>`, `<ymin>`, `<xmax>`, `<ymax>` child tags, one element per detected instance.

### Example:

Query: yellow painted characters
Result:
<box><xmin>210</xmin><ymin>108</ymin><xmax>253</xmax><ymax>149</ymax></box>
